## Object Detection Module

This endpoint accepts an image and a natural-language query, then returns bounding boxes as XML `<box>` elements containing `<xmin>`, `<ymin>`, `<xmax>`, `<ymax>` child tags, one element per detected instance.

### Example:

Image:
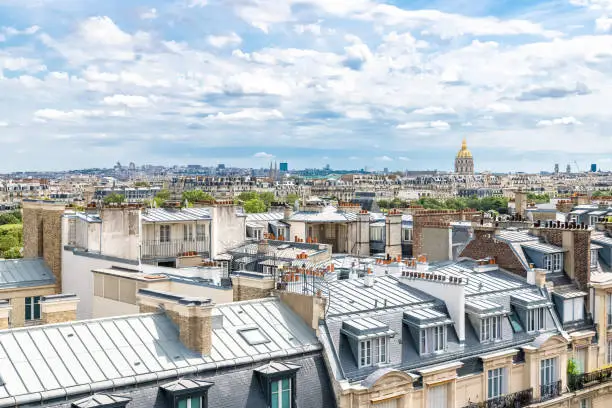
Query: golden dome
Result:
<box><xmin>456</xmin><ymin>138</ymin><xmax>473</xmax><ymax>158</ymax></box>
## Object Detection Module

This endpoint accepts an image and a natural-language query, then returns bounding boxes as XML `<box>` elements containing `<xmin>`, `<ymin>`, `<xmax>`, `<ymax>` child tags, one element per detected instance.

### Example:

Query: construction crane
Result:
<box><xmin>574</xmin><ymin>161</ymin><xmax>581</xmax><ymax>173</ymax></box>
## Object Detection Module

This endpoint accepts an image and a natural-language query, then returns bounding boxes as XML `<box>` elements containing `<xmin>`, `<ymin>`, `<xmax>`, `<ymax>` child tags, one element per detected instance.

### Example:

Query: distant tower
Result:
<box><xmin>554</xmin><ymin>163</ymin><xmax>559</xmax><ymax>174</ymax></box>
<box><xmin>566</xmin><ymin>164</ymin><xmax>571</xmax><ymax>174</ymax></box>
<box><xmin>455</xmin><ymin>138</ymin><xmax>474</xmax><ymax>175</ymax></box>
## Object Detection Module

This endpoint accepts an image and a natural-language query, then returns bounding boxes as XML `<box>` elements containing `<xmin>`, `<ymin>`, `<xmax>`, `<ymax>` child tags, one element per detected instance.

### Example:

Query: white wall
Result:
<box><xmin>62</xmin><ymin>249</ymin><xmax>138</xmax><ymax>320</ymax></box>
<box><xmin>206</xmin><ymin>205</ymin><xmax>246</xmax><ymax>256</ymax></box>
<box><xmin>99</xmin><ymin>208</ymin><xmax>140</xmax><ymax>260</ymax></box>
<box><xmin>93</xmin><ymin>297</ymin><xmax>139</xmax><ymax>319</ymax></box>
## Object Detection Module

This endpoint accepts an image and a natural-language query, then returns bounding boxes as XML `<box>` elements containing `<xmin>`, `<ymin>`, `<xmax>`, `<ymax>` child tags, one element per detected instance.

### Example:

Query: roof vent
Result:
<box><xmin>364</xmin><ymin>269</ymin><xmax>374</xmax><ymax>287</ymax></box>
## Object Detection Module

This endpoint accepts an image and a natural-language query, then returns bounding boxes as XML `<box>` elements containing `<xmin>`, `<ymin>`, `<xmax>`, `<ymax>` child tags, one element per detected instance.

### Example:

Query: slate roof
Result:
<box><xmin>521</xmin><ymin>241</ymin><xmax>565</xmax><ymax>254</ymax></box>
<box><xmin>0</xmin><ymin>298</ymin><xmax>320</xmax><ymax>407</ymax></box>
<box><xmin>0</xmin><ymin>258</ymin><xmax>56</xmax><ymax>289</ymax></box>
<box><xmin>141</xmin><ymin>208</ymin><xmax>211</xmax><ymax>223</ymax></box>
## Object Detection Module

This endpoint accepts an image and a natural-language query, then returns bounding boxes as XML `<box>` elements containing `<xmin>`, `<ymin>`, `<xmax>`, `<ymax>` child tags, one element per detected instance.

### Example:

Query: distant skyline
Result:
<box><xmin>1</xmin><ymin>0</ymin><xmax>612</xmax><ymax>172</ymax></box>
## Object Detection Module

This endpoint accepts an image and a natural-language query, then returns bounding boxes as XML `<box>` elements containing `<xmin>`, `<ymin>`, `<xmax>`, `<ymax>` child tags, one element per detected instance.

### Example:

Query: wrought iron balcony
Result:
<box><xmin>539</xmin><ymin>380</ymin><xmax>562</xmax><ymax>402</ymax></box>
<box><xmin>141</xmin><ymin>239</ymin><xmax>209</xmax><ymax>259</ymax></box>
<box><xmin>568</xmin><ymin>366</ymin><xmax>612</xmax><ymax>392</ymax></box>
<box><xmin>462</xmin><ymin>388</ymin><xmax>532</xmax><ymax>408</ymax></box>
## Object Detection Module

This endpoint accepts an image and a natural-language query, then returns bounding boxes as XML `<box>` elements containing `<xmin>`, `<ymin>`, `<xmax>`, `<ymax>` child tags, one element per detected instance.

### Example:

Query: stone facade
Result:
<box><xmin>39</xmin><ymin>294</ymin><xmax>80</xmax><ymax>325</ymax></box>
<box><xmin>385</xmin><ymin>210</ymin><xmax>402</xmax><ymax>259</ymax></box>
<box><xmin>413</xmin><ymin>210</ymin><xmax>478</xmax><ymax>257</ymax></box>
<box><xmin>231</xmin><ymin>275</ymin><xmax>275</xmax><ymax>301</ymax></box>
<box><xmin>460</xmin><ymin>227</ymin><xmax>527</xmax><ymax>276</ymax></box>
<box><xmin>2</xmin><ymin>285</ymin><xmax>56</xmax><ymax>328</ymax></box>
<box><xmin>22</xmin><ymin>201</ymin><xmax>65</xmax><ymax>292</ymax></box>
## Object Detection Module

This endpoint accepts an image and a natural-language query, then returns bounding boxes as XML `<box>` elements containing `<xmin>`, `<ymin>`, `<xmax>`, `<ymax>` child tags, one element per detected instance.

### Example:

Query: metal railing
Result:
<box><xmin>568</xmin><ymin>366</ymin><xmax>612</xmax><ymax>391</ymax></box>
<box><xmin>462</xmin><ymin>388</ymin><xmax>532</xmax><ymax>408</ymax></box>
<box><xmin>141</xmin><ymin>239</ymin><xmax>210</xmax><ymax>259</ymax></box>
<box><xmin>539</xmin><ymin>380</ymin><xmax>562</xmax><ymax>402</ymax></box>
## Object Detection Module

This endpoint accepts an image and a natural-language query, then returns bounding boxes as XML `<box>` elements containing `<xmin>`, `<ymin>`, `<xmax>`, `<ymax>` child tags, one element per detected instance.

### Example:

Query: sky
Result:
<box><xmin>0</xmin><ymin>0</ymin><xmax>612</xmax><ymax>173</ymax></box>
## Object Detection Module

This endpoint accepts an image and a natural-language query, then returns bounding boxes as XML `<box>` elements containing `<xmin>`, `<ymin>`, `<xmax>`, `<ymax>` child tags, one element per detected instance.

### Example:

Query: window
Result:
<box><xmin>608</xmin><ymin>294</ymin><xmax>612</xmax><ymax>326</ymax></box>
<box><xmin>360</xmin><ymin>340</ymin><xmax>372</xmax><ymax>367</ymax></box>
<box><xmin>427</xmin><ymin>383</ymin><xmax>448</xmax><ymax>408</ymax></box>
<box><xmin>563</xmin><ymin>298</ymin><xmax>584</xmax><ymax>323</ymax></box>
<box><xmin>420</xmin><ymin>326</ymin><xmax>447</xmax><ymax>354</ymax></box>
<box><xmin>183</xmin><ymin>224</ymin><xmax>193</xmax><ymax>241</ymax></box>
<box><xmin>540</xmin><ymin>357</ymin><xmax>557</xmax><ymax>386</ymax></box>
<box><xmin>403</xmin><ymin>228</ymin><xmax>413</xmax><ymax>242</ymax></box>
<box><xmin>196</xmin><ymin>224</ymin><xmax>206</xmax><ymax>241</ymax></box>
<box><xmin>25</xmin><ymin>296</ymin><xmax>41</xmax><ymax>321</ymax></box>
<box><xmin>580</xmin><ymin>399</ymin><xmax>591</xmax><ymax>408</ymax></box>
<box><xmin>370</xmin><ymin>226</ymin><xmax>383</xmax><ymax>241</ymax></box>
<box><xmin>488</xmin><ymin>368</ymin><xmax>505</xmax><ymax>399</ymax></box>
<box><xmin>543</xmin><ymin>253</ymin><xmax>562</xmax><ymax>273</ymax></box>
<box><xmin>590</xmin><ymin>249</ymin><xmax>598</xmax><ymax>268</ymax></box>
<box><xmin>575</xmin><ymin>348</ymin><xmax>587</xmax><ymax>374</ymax></box>
<box><xmin>420</xmin><ymin>329</ymin><xmax>427</xmax><ymax>354</ymax></box>
<box><xmin>607</xmin><ymin>340</ymin><xmax>612</xmax><ymax>364</ymax></box>
<box><xmin>589</xmin><ymin>215</ymin><xmax>599</xmax><ymax>226</ymax></box>
<box><xmin>253</xmin><ymin>229</ymin><xmax>262</xmax><ymax>240</ymax></box>
<box><xmin>277</xmin><ymin>228</ymin><xmax>286</xmax><ymax>239</ymax></box>
<box><xmin>177</xmin><ymin>396</ymin><xmax>203</xmax><ymax>408</ymax></box>
<box><xmin>433</xmin><ymin>326</ymin><xmax>445</xmax><ymax>352</ymax></box>
<box><xmin>481</xmin><ymin>316</ymin><xmax>502</xmax><ymax>342</ymax></box>
<box><xmin>527</xmin><ymin>308</ymin><xmax>546</xmax><ymax>332</ymax></box>
<box><xmin>160</xmin><ymin>225</ymin><xmax>171</xmax><ymax>242</ymax></box>
<box><xmin>271</xmin><ymin>378</ymin><xmax>291</xmax><ymax>408</ymax></box>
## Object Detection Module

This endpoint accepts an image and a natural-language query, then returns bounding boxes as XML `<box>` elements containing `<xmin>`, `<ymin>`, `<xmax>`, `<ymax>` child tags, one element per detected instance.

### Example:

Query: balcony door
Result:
<box><xmin>427</xmin><ymin>383</ymin><xmax>448</xmax><ymax>408</ymax></box>
<box><xmin>371</xmin><ymin>399</ymin><xmax>398</xmax><ymax>408</ymax></box>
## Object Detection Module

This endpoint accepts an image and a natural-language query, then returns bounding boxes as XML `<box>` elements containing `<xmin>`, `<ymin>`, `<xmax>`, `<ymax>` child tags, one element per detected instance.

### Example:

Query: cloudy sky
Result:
<box><xmin>0</xmin><ymin>0</ymin><xmax>611</xmax><ymax>172</ymax></box>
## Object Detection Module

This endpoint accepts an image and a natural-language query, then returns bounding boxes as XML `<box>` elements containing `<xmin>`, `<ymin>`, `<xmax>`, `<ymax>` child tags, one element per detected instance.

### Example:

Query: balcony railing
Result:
<box><xmin>141</xmin><ymin>239</ymin><xmax>209</xmax><ymax>259</ymax></box>
<box><xmin>539</xmin><ymin>380</ymin><xmax>562</xmax><ymax>402</ymax></box>
<box><xmin>568</xmin><ymin>366</ymin><xmax>612</xmax><ymax>392</ymax></box>
<box><xmin>462</xmin><ymin>388</ymin><xmax>532</xmax><ymax>408</ymax></box>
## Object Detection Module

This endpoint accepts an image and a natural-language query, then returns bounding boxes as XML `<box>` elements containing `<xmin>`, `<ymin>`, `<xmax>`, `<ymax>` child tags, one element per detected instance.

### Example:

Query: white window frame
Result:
<box><xmin>196</xmin><ymin>224</ymin><xmax>206</xmax><ymax>241</ymax></box>
<box><xmin>25</xmin><ymin>296</ymin><xmax>41</xmax><ymax>321</ymax></box>
<box><xmin>481</xmin><ymin>316</ymin><xmax>502</xmax><ymax>342</ymax></box>
<box><xmin>552</xmin><ymin>253</ymin><xmax>562</xmax><ymax>272</ymax></box>
<box><xmin>271</xmin><ymin>378</ymin><xmax>292</xmax><ymax>408</ymax></box>
<box><xmin>183</xmin><ymin>224</ymin><xmax>193</xmax><ymax>241</ymax></box>
<box><xmin>590</xmin><ymin>249</ymin><xmax>598</xmax><ymax>268</ymax></box>
<box><xmin>370</xmin><ymin>226</ymin><xmax>383</xmax><ymax>241</ymax></box>
<box><xmin>589</xmin><ymin>215</ymin><xmax>599</xmax><ymax>226</ymax></box>
<box><xmin>420</xmin><ymin>329</ymin><xmax>427</xmax><ymax>355</ymax></box>
<box><xmin>487</xmin><ymin>367</ymin><xmax>505</xmax><ymax>399</ymax></box>
<box><xmin>403</xmin><ymin>228</ymin><xmax>413</xmax><ymax>242</ymax></box>
<box><xmin>580</xmin><ymin>398</ymin><xmax>591</xmax><ymax>408</ymax></box>
<box><xmin>177</xmin><ymin>396</ymin><xmax>203</xmax><ymax>408</ymax></box>
<box><xmin>527</xmin><ymin>308</ymin><xmax>546</xmax><ymax>332</ymax></box>
<box><xmin>433</xmin><ymin>326</ymin><xmax>446</xmax><ymax>352</ymax></box>
<box><xmin>160</xmin><ymin>225</ymin><xmax>171</xmax><ymax>243</ymax></box>
<box><xmin>360</xmin><ymin>337</ymin><xmax>388</xmax><ymax>367</ymax></box>
<box><xmin>563</xmin><ymin>297</ymin><xmax>584</xmax><ymax>323</ymax></box>
<box><xmin>540</xmin><ymin>357</ymin><xmax>557</xmax><ymax>386</ymax></box>
<box><xmin>360</xmin><ymin>339</ymin><xmax>372</xmax><ymax>367</ymax></box>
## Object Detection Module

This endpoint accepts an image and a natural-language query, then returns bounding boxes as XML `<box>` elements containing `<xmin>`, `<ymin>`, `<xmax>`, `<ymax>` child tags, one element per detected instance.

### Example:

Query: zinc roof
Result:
<box><xmin>246</xmin><ymin>212</ymin><xmax>284</xmax><ymax>222</ymax></box>
<box><xmin>496</xmin><ymin>230</ymin><xmax>538</xmax><ymax>243</ymax></box>
<box><xmin>593</xmin><ymin>236</ymin><xmax>612</xmax><ymax>246</ymax></box>
<box><xmin>0</xmin><ymin>298</ymin><xmax>319</xmax><ymax>406</ymax></box>
<box><xmin>521</xmin><ymin>241</ymin><xmax>565</xmax><ymax>254</ymax></box>
<box><xmin>0</xmin><ymin>259</ymin><xmax>55</xmax><ymax>289</ymax></box>
<box><xmin>141</xmin><ymin>208</ymin><xmax>211</xmax><ymax>223</ymax></box>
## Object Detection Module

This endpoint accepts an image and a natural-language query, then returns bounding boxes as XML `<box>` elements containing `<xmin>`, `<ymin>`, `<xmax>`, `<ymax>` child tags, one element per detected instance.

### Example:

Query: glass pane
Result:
<box><xmin>282</xmin><ymin>378</ymin><xmax>290</xmax><ymax>390</ymax></box>
<box><xmin>177</xmin><ymin>399</ymin><xmax>188</xmax><ymax>408</ymax></box>
<box><xmin>189</xmin><ymin>397</ymin><xmax>201</xmax><ymax>408</ymax></box>
<box><xmin>282</xmin><ymin>389</ymin><xmax>291</xmax><ymax>408</ymax></box>
<box><xmin>34</xmin><ymin>303</ymin><xmax>41</xmax><ymax>320</ymax></box>
<box><xmin>271</xmin><ymin>394</ymin><xmax>279</xmax><ymax>408</ymax></box>
<box><xmin>25</xmin><ymin>304</ymin><xmax>31</xmax><ymax>321</ymax></box>
<box><xmin>271</xmin><ymin>380</ymin><xmax>278</xmax><ymax>393</ymax></box>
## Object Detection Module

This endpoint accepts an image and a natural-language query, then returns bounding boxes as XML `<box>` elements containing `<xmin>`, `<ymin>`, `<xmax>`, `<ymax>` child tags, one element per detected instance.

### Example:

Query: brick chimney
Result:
<box><xmin>137</xmin><ymin>289</ymin><xmax>216</xmax><ymax>356</ymax></box>
<box><xmin>515</xmin><ymin>190</ymin><xmax>528</xmax><ymax>218</ymax></box>
<box><xmin>0</xmin><ymin>300</ymin><xmax>11</xmax><ymax>329</ymax></box>
<box><xmin>532</xmin><ymin>222</ymin><xmax>592</xmax><ymax>289</ymax></box>
<box><xmin>355</xmin><ymin>210</ymin><xmax>370</xmax><ymax>257</ymax></box>
<box><xmin>22</xmin><ymin>200</ymin><xmax>66</xmax><ymax>292</ymax></box>
<box><xmin>39</xmin><ymin>294</ymin><xmax>80</xmax><ymax>324</ymax></box>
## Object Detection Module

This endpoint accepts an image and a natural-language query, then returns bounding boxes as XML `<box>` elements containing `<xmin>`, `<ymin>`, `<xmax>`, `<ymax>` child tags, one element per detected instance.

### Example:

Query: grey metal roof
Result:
<box><xmin>465</xmin><ymin>298</ymin><xmax>504</xmax><ymax>314</ymax></box>
<box><xmin>254</xmin><ymin>361</ymin><xmax>301</xmax><ymax>376</ymax></box>
<box><xmin>342</xmin><ymin>317</ymin><xmax>389</xmax><ymax>335</ymax></box>
<box><xmin>0</xmin><ymin>298</ymin><xmax>319</xmax><ymax>406</ymax></box>
<box><xmin>290</xmin><ymin>207</ymin><xmax>349</xmax><ymax>223</ymax></box>
<box><xmin>246</xmin><ymin>212</ymin><xmax>284</xmax><ymax>222</ymax></box>
<box><xmin>159</xmin><ymin>378</ymin><xmax>213</xmax><ymax>393</ymax></box>
<box><xmin>593</xmin><ymin>236</ymin><xmax>612</xmax><ymax>246</ymax></box>
<box><xmin>521</xmin><ymin>241</ymin><xmax>565</xmax><ymax>254</ymax></box>
<box><xmin>0</xmin><ymin>259</ymin><xmax>55</xmax><ymax>289</ymax></box>
<box><xmin>591</xmin><ymin>243</ymin><xmax>603</xmax><ymax>250</ymax></box>
<box><xmin>324</xmin><ymin>275</ymin><xmax>437</xmax><ymax>316</ymax></box>
<box><xmin>511</xmin><ymin>291</ymin><xmax>550</xmax><ymax>308</ymax></box>
<box><xmin>403</xmin><ymin>308</ymin><xmax>452</xmax><ymax>327</ymax></box>
<box><xmin>552</xmin><ymin>285</ymin><xmax>588</xmax><ymax>299</ymax></box>
<box><xmin>71</xmin><ymin>394</ymin><xmax>132</xmax><ymax>408</ymax></box>
<box><xmin>141</xmin><ymin>208</ymin><xmax>211</xmax><ymax>223</ymax></box>
<box><xmin>570</xmin><ymin>209</ymin><xmax>589</xmax><ymax>215</ymax></box>
<box><xmin>495</xmin><ymin>230</ymin><xmax>538</xmax><ymax>243</ymax></box>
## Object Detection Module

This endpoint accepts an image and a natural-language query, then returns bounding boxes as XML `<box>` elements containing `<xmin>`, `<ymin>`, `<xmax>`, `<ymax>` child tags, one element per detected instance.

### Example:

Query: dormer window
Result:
<box><xmin>543</xmin><ymin>253</ymin><xmax>562</xmax><ymax>273</ymax></box>
<box><xmin>160</xmin><ymin>378</ymin><xmax>213</xmax><ymax>408</ymax></box>
<box><xmin>255</xmin><ymin>362</ymin><xmax>300</xmax><ymax>408</ymax></box>
<box><xmin>420</xmin><ymin>325</ymin><xmax>447</xmax><ymax>354</ymax></box>
<box><xmin>403</xmin><ymin>308</ymin><xmax>451</xmax><ymax>355</ymax></box>
<box><xmin>341</xmin><ymin>317</ymin><xmax>395</xmax><ymax>368</ymax></box>
<box><xmin>480</xmin><ymin>316</ymin><xmax>501</xmax><ymax>342</ymax></box>
<box><xmin>511</xmin><ymin>292</ymin><xmax>551</xmax><ymax>334</ymax></box>
<box><xmin>590</xmin><ymin>248</ymin><xmax>600</xmax><ymax>269</ymax></box>
<box><xmin>527</xmin><ymin>308</ymin><xmax>546</xmax><ymax>332</ymax></box>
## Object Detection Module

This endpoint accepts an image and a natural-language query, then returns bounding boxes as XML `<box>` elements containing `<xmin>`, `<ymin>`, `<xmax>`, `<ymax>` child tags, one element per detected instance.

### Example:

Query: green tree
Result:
<box><xmin>258</xmin><ymin>191</ymin><xmax>276</xmax><ymax>208</ymax></box>
<box><xmin>285</xmin><ymin>193</ymin><xmax>300</xmax><ymax>206</ymax></box>
<box><xmin>527</xmin><ymin>193</ymin><xmax>550</xmax><ymax>203</ymax></box>
<box><xmin>237</xmin><ymin>191</ymin><xmax>259</xmax><ymax>202</ymax></box>
<box><xmin>2</xmin><ymin>247</ymin><xmax>21</xmax><ymax>259</ymax></box>
<box><xmin>378</xmin><ymin>199</ymin><xmax>390</xmax><ymax>209</ymax></box>
<box><xmin>182</xmin><ymin>190</ymin><xmax>214</xmax><ymax>204</ymax></box>
<box><xmin>103</xmin><ymin>193</ymin><xmax>125</xmax><ymax>204</ymax></box>
<box><xmin>156</xmin><ymin>189</ymin><xmax>171</xmax><ymax>201</ymax></box>
<box><xmin>243</xmin><ymin>198</ymin><xmax>267</xmax><ymax>213</ymax></box>
<box><xmin>0</xmin><ymin>213</ymin><xmax>20</xmax><ymax>226</ymax></box>
<box><xmin>134</xmin><ymin>181</ymin><xmax>151</xmax><ymax>187</ymax></box>
<box><xmin>8</xmin><ymin>210</ymin><xmax>22</xmax><ymax>222</ymax></box>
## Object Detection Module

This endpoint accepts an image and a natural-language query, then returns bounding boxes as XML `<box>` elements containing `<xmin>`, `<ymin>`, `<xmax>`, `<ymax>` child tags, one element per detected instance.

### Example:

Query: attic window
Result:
<box><xmin>238</xmin><ymin>328</ymin><xmax>270</xmax><ymax>345</ymax></box>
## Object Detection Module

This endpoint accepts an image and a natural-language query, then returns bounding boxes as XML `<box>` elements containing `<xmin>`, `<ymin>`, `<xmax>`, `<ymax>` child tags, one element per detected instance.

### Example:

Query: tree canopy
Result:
<box><xmin>243</xmin><ymin>198</ymin><xmax>267</xmax><ymax>213</ymax></box>
<box><xmin>182</xmin><ymin>190</ymin><xmax>214</xmax><ymax>204</ymax></box>
<box><xmin>103</xmin><ymin>193</ymin><xmax>125</xmax><ymax>204</ymax></box>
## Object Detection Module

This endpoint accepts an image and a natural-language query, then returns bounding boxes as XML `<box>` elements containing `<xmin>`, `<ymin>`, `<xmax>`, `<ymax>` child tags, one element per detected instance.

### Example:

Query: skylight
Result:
<box><xmin>238</xmin><ymin>328</ymin><xmax>270</xmax><ymax>345</ymax></box>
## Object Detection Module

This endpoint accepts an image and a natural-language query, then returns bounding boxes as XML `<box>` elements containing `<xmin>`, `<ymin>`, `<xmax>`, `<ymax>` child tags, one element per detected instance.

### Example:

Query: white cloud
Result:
<box><xmin>396</xmin><ymin>120</ymin><xmax>450</xmax><ymax>130</ymax></box>
<box><xmin>208</xmin><ymin>33</ymin><xmax>242</xmax><ymax>48</ymax></box>
<box><xmin>596</xmin><ymin>15</ymin><xmax>612</xmax><ymax>32</ymax></box>
<box><xmin>253</xmin><ymin>151</ymin><xmax>275</xmax><ymax>158</ymax></box>
<box><xmin>343</xmin><ymin>42</ymin><xmax>373</xmax><ymax>70</ymax></box>
<box><xmin>412</xmin><ymin>106</ymin><xmax>456</xmax><ymax>115</ymax></box>
<box><xmin>377</xmin><ymin>155</ymin><xmax>393</xmax><ymax>161</ymax></box>
<box><xmin>536</xmin><ymin>116</ymin><xmax>582</xmax><ymax>126</ymax></box>
<box><xmin>206</xmin><ymin>109</ymin><xmax>283</xmax><ymax>121</ymax></box>
<box><xmin>345</xmin><ymin>109</ymin><xmax>372</xmax><ymax>119</ymax></box>
<box><xmin>34</xmin><ymin>108</ymin><xmax>125</xmax><ymax>121</ymax></box>
<box><xmin>1</xmin><ymin>56</ymin><xmax>46</xmax><ymax>72</ymax></box>
<box><xmin>570</xmin><ymin>0</ymin><xmax>612</xmax><ymax>10</ymax></box>
<box><xmin>102</xmin><ymin>94</ymin><xmax>151</xmax><ymax>108</ymax></box>
<box><xmin>398</xmin><ymin>156</ymin><xmax>410</xmax><ymax>161</ymax></box>
<box><xmin>2</xmin><ymin>25</ymin><xmax>40</xmax><ymax>36</ymax></box>
<box><xmin>295</xmin><ymin>23</ymin><xmax>321</xmax><ymax>35</ymax></box>
<box><xmin>188</xmin><ymin>0</ymin><xmax>208</xmax><ymax>7</ymax></box>
<box><xmin>140</xmin><ymin>8</ymin><xmax>157</xmax><ymax>20</ymax></box>
<box><xmin>0</xmin><ymin>121</ymin><xmax>8</xmax><ymax>127</ymax></box>
<box><xmin>486</xmin><ymin>103</ymin><xmax>513</xmax><ymax>113</ymax></box>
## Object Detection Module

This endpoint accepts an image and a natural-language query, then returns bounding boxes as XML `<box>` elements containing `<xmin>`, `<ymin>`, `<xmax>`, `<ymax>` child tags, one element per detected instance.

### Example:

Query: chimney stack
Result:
<box><xmin>40</xmin><ymin>294</ymin><xmax>80</xmax><ymax>324</ymax></box>
<box><xmin>138</xmin><ymin>289</ymin><xmax>216</xmax><ymax>356</ymax></box>
<box><xmin>364</xmin><ymin>268</ymin><xmax>374</xmax><ymax>287</ymax></box>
